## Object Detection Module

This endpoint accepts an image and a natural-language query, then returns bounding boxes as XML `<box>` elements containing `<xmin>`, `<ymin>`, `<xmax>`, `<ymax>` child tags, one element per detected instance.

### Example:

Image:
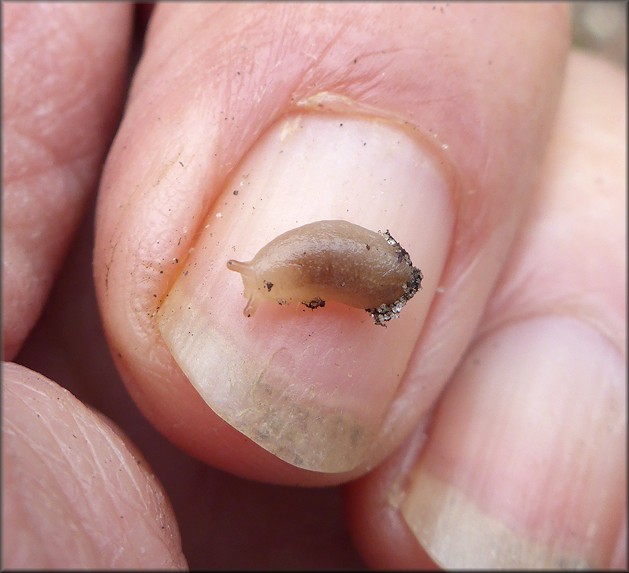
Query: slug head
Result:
<box><xmin>226</xmin><ymin>259</ymin><xmax>259</xmax><ymax>317</ymax></box>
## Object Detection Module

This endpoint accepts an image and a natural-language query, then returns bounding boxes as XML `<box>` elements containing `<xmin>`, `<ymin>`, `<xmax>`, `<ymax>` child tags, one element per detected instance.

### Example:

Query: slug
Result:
<box><xmin>226</xmin><ymin>220</ymin><xmax>423</xmax><ymax>326</ymax></box>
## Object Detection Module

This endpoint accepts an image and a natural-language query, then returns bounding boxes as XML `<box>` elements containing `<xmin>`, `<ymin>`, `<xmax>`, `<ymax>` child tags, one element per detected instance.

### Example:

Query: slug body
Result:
<box><xmin>227</xmin><ymin>220</ymin><xmax>422</xmax><ymax>325</ymax></box>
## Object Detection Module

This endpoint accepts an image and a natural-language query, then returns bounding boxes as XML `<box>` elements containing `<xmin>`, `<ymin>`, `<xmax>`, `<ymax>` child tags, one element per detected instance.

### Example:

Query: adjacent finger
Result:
<box><xmin>346</xmin><ymin>50</ymin><xmax>626</xmax><ymax>569</ymax></box>
<box><xmin>2</xmin><ymin>2</ymin><xmax>132</xmax><ymax>359</ymax></box>
<box><xmin>2</xmin><ymin>362</ymin><xmax>187</xmax><ymax>569</ymax></box>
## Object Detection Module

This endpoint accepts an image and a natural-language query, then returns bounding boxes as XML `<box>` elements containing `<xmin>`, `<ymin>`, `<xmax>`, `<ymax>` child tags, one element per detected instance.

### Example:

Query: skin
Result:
<box><xmin>3</xmin><ymin>3</ymin><xmax>625</xmax><ymax>569</ymax></box>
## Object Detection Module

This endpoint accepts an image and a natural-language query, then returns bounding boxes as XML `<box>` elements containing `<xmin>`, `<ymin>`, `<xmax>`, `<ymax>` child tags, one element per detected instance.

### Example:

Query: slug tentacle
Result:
<box><xmin>243</xmin><ymin>294</ymin><xmax>258</xmax><ymax>318</ymax></box>
<box><xmin>226</xmin><ymin>220</ymin><xmax>422</xmax><ymax>326</ymax></box>
<box><xmin>226</xmin><ymin>259</ymin><xmax>250</xmax><ymax>274</ymax></box>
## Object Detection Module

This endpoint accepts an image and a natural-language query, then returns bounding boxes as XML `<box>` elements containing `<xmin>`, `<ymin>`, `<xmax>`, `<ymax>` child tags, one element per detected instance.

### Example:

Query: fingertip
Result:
<box><xmin>2</xmin><ymin>363</ymin><xmax>187</xmax><ymax>569</ymax></box>
<box><xmin>345</xmin><ymin>316</ymin><xmax>625</xmax><ymax>569</ymax></box>
<box><xmin>401</xmin><ymin>318</ymin><xmax>624</xmax><ymax>569</ymax></box>
<box><xmin>96</xmin><ymin>3</ymin><xmax>571</xmax><ymax>483</ymax></box>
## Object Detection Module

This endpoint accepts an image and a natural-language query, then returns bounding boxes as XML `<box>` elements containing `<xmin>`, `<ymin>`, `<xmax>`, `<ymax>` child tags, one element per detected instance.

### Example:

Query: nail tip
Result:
<box><xmin>400</xmin><ymin>469</ymin><xmax>593</xmax><ymax>569</ymax></box>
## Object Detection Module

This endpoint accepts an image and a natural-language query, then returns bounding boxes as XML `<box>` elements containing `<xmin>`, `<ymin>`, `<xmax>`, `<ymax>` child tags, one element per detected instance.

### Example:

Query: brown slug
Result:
<box><xmin>226</xmin><ymin>220</ymin><xmax>422</xmax><ymax>325</ymax></box>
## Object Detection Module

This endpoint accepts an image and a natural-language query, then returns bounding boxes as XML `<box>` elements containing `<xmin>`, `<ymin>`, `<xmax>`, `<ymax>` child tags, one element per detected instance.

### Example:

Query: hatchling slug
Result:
<box><xmin>226</xmin><ymin>220</ymin><xmax>422</xmax><ymax>325</ymax></box>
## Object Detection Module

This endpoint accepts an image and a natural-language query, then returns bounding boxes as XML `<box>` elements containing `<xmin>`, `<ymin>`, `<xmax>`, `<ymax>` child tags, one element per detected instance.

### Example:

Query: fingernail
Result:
<box><xmin>158</xmin><ymin>96</ymin><xmax>455</xmax><ymax>472</ymax></box>
<box><xmin>399</xmin><ymin>316</ymin><xmax>626</xmax><ymax>567</ymax></box>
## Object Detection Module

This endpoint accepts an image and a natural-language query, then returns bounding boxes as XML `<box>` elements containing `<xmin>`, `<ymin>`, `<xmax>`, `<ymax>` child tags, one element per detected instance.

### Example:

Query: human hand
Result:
<box><xmin>3</xmin><ymin>3</ymin><xmax>626</xmax><ymax>569</ymax></box>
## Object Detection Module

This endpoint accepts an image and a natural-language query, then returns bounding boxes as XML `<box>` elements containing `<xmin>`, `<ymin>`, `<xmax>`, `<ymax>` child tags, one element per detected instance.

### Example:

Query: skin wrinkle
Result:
<box><xmin>144</xmin><ymin>486</ymin><xmax>178</xmax><ymax>564</ymax></box>
<box><xmin>89</xmin><ymin>421</ymin><xmax>171</xmax><ymax>545</ymax></box>
<box><xmin>5</xmin><ymin>372</ymin><xmax>181</xmax><ymax>567</ymax></box>
<box><xmin>9</xmin><ymin>397</ymin><xmax>72</xmax><ymax>473</ymax></box>
<box><xmin>227</xmin><ymin>10</ymin><xmax>353</xmax><ymax>150</ymax></box>
<box><xmin>5</xmin><ymin>423</ymin><xmax>101</xmax><ymax>566</ymax></box>
<box><xmin>261</xmin><ymin>7</ymin><xmax>303</xmax><ymax>79</ymax></box>
<box><xmin>298</xmin><ymin>26</ymin><xmax>392</xmax><ymax>101</ymax></box>
<box><xmin>224</xmin><ymin>34</ymin><xmax>305</xmax><ymax>144</ymax></box>
<box><xmin>298</xmin><ymin>15</ymin><xmax>352</xmax><ymax>80</ymax></box>
<box><xmin>101</xmin><ymin>136</ymin><xmax>202</xmax><ymax>311</ymax></box>
<box><xmin>93</xmin><ymin>424</ymin><xmax>142</xmax><ymax>490</ymax></box>
<box><xmin>136</xmin><ymin>6</ymin><xmax>250</xmax><ymax>86</ymax></box>
<box><xmin>294</xmin><ymin>7</ymin><xmax>473</xmax><ymax>113</ymax></box>
<box><xmin>106</xmin><ymin>223</ymin><xmax>172</xmax><ymax>343</ymax></box>
<box><xmin>324</xmin><ymin>46</ymin><xmax>462</xmax><ymax>105</ymax></box>
<box><xmin>7</xmin><ymin>374</ymin><xmax>50</xmax><ymax>398</ymax></box>
<box><xmin>18</xmin><ymin>398</ymin><xmax>113</xmax><ymax>531</ymax></box>
<box><xmin>71</xmin><ymin>410</ymin><xmax>128</xmax><ymax>500</ymax></box>
<box><xmin>101</xmin><ymin>227</ymin><xmax>180</xmax><ymax>366</ymax></box>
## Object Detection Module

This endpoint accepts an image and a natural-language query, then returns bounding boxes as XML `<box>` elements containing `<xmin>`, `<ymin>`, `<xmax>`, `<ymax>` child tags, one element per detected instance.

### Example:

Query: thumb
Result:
<box><xmin>94</xmin><ymin>3</ymin><xmax>569</xmax><ymax>483</ymax></box>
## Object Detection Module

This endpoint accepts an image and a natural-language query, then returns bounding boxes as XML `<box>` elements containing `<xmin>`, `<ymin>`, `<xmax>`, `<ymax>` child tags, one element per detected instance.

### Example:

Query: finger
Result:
<box><xmin>2</xmin><ymin>2</ymin><xmax>132</xmax><ymax>359</ymax></box>
<box><xmin>2</xmin><ymin>362</ymin><xmax>187</xmax><ymax>569</ymax></box>
<box><xmin>15</xmin><ymin>189</ymin><xmax>366</xmax><ymax>569</ymax></box>
<box><xmin>95</xmin><ymin>3</ymin><xmax>569</xmax><ymax>483</ymax></box>
<box><xmin>346</xmin><ymin>51</ymin><xmax>626</xmax><ymax>569</ymax></box>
